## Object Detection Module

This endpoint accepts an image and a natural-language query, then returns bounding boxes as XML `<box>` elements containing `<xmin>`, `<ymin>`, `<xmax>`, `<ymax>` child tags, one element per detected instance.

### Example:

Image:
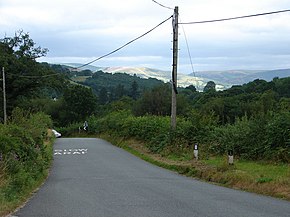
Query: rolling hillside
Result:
<box><xmin>61</xmin><ymin>63</ymin><xmax>290</xmax><ymax>90</ymax></box>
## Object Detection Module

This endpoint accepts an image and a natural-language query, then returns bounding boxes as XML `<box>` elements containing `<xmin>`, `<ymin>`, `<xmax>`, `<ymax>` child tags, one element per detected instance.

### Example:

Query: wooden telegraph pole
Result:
<box><xmin>171</xmin><ymin>6</ymin><xmax>179</xmax><ymax>130</ymax></box>
<box><xmin>2</xmin><ymin>67</ymin><xmax>7</xmax><ymax>124</ymax></box>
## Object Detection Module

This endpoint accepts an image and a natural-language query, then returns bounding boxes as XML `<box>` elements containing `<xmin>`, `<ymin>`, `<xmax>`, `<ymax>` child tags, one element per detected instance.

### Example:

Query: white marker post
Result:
<box><xmin>228</xmin><ymin>150</ymin><xmax>234</xmax><ymax>165</ymax></box>
<box><xmin>194</xmin><ymin>143</ymin><xmax>198</xmax><ymax>160</ymax></box>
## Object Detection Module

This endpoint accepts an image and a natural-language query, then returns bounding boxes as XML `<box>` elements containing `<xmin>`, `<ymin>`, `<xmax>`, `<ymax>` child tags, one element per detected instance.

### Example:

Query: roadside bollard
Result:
<box><xmin>228</xmin><ymin>150</ymin><xmax>234</xmax><ymax>165</ymax></box>
<box><xmin>194</xmin><ymin>143</ymin><xmax>198</xmax><ymax>160</ymax></box>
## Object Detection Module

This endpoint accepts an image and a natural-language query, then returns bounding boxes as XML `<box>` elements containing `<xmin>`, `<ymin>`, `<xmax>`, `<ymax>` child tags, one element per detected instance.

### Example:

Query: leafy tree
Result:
<box><xmin>203</xmin><ymin>81</ymin><xmax>216</xmax><ymax>92</ymax></box>
<box><xmin>80</xmin><ymin>70</ymin><xmax>164</xmax><ymax>102</ymax></box>
<box><xmin>61</xmin><ymin>85</ymin><xmax>98</xmax><ymax>125</ymax></box>
<box><xmin>185</xmin><ymin>85</ymin><xmax>197</xmax><ymax>92</ymax></box>
<box><xmin>106</xmin><ymin>96</ymin><xmax>134</xmax><ymax>112</ymax></box>
<box><xmin>99</xmin><ymin>87</ymin><xmax>108</xmax><ymax>105</ymax></box>
<box><xmin>113</xmin><ymin>84</ymin><xmax>126</xmax><ymax>101</ymax></box>
<box><xmin>176</xmin><ymin>94</ymin><xmax>191</xmax><ymax>116</ymax></box>
<box><xmin>0</xmin><ymin>31</ymin><xmax>68</xmax><ymax>118</ymax></box>
<box><xmin>243</xmin><ymin>79</ymin><xmax>275</xmax><ymax>94</ymax></box>
<box><xmin>130</xmin><ymin>80</ymin><xmax>139</xmax><ymax>100</ymax></box>
<box><xmin>133</xmin><ymin>84</ymin><xmax>171</xmax><ymax>116</ymax></box>
<box><xmin>265</xmin><ymin>112</ymin><xmax>290</xmax><ymax>162</ymax></box>
<box><xmin>259</xmin><ymin>90</ymin><xmax>278</xmax><ymax>114</ymax></box>
<box><xmin>77</xmin><ymin>69</ymin><xmax>93</xmax><ymax>76</ymax></box>
<box><xmin>278</xmin><ymin>97</ymin><xmax>290</xmax><ymax>111</ymax></box>
<box><xmin>1</xmin><ymin>30</ymin><xmax>48</xmax><ymax>60</ymax></box>
<box><xmin>274</xmin><ymin>77</ymin><xmax>290</xmax><ymax>98</ymax></box>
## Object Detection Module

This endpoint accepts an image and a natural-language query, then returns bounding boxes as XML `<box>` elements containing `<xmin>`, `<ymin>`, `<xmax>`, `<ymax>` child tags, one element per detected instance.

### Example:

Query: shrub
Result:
<box><xmin>0</xmin><ymin>108</ymin><xmax>53</xmax><ymax>198</ymax></box>
<box><xmin>264</xmin><ymin>112</ymin><xmax>290</xmax><ymax>162</ymax></box>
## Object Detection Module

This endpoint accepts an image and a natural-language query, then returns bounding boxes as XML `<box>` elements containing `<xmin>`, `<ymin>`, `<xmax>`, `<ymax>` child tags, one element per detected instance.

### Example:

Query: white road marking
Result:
<box><xmin>54</xmin><ymin>149</ymin><xmax>88</xmax><ymax>156</ymax></box>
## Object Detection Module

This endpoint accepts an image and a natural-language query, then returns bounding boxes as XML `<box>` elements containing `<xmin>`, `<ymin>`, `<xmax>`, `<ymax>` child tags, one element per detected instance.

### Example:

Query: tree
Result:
<box><xmin>133</xmin><ymin>84</ymin><xmax>171</xmax><ymax>116</ymax></box>
<box><xmin>185</xmin><ymin>85</ymin><xmax>197</xmax><ymax>92</ymax></box>
<box><xmin>99</xmin><ymin>87</ymin><xmax>108</xmax><ymax>105</ymax></box>
<box><xmin>130</xmin><ymin>80</ymin><xmax>139</xmax><ymax>100</ymax></box>
<box><xmin>1</xmin><ymin>30</ymin><xmax>48</xmax><ymax>60</ymax></box>
<box><xmin>0</xmin><ymin>30</ymin><xmax>68</xmax><ymax>118</ymax></box>
<box><xmin>203</xmin><ymin>81</ymin><xmax>216</xmax><ymax>92</ymax></box>
<box><xmin>114</xmin><ymin>84</ymin><xmax>126</xmax><ymax>101</ymax></box>
<box><xmin>62</xmin><ymin>85</ymin><xmax>98</xmax><ymax>125</ymax></box>
<box><xmin>243</xmin><ymin>79</ymin><xmax>275</xmax><ymax>94</ymax></box>
<box><xmin>78</xmin><ymin>69</ymin><xmax>93</xmax><ymax>76</ymax></box>
<box><xmin>274</xmin><ymin>77</ymin><xmax>290</xmax><ymax>98</ymax></box>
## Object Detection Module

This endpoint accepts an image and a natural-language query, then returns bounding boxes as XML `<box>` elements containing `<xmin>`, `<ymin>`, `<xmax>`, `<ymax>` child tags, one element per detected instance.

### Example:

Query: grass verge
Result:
<box><xmin>100</xmin><ymin>134</ymin><xmax>290</xmax><ymax>201</ymax></box>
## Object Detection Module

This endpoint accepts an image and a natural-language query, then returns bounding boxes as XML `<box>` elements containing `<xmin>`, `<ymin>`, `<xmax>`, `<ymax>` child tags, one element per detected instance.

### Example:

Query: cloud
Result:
<box><xmin>1</xmin><ymin>0</ymin><xmax>290</xmax><ymax>72</ymax></box>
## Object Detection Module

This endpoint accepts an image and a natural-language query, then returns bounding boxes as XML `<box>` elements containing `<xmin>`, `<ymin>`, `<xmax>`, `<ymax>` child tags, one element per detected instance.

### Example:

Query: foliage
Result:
<box><xmin>203</xmin><ymin>81</ymin><xmax>216</xmax><ymax>92</ymax></box>
<box><xmin>133</xmin><ymin>84</ymin><xmax>171</xmax><ymax>116</ymax></box>
<box><xmin>0</xmin><ymin>108</ymin><xmax>53</xmax><ymax>204</ymax></box>
<box><xmin>76</xmin><ymin>70</ymin><xmax>164</xmax><ymax>103</ymax></box>
<box><xmin>209</xmin><ymin>113</ymin><xmax>290</xmax><ymax>162</ymax></box>
<box><xmin>60</xmin><ymin>85</ymin><xmax>98</xmax><ymax>125</ymax></box>
<box><xmin>0</xmin><ymin>31</ymin><xmax>68</xmax><ymax>118</ymax></box>
<box><xmin>2</xmin><ymin>31</ymin><xmax>290</xmax><ymax>164</ymax></box>
<box><xmin>60</xmin><ymin>72</ymin><xmax>290</xmax><ymax>163</ymax></box>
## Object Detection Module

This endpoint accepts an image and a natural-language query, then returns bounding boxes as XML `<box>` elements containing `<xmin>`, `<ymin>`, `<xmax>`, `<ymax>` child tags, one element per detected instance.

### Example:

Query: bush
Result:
<box><xmin>264</xmin><ymin>112</ymin><xmax>290</xmax><ymax>162</ymax></box>
<box><xmin>64</xmin><ymin>108</ymin><xmax>289</xmax><ymax>163</ymax></box>
<box><xmin>209</xmin><ymin>113</ymin><xmax>290</xmax><ymax>163</ymax></box>
<box><xmin>57</xmin><ymin>122</ymin><xmax>83</xmax><ymax>137</ymax></box>
<box><xmin>0</xmin><ymin>108</ymin><xmax>53</xmax><ymax>198</ymax></box>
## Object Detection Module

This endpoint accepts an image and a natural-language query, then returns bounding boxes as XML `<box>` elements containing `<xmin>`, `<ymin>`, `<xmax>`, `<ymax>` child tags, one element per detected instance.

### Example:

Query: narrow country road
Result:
<box><xmin>13</xmin><ymin>138</ymin><xmax>290</xmax><ymax>217</ymax></box>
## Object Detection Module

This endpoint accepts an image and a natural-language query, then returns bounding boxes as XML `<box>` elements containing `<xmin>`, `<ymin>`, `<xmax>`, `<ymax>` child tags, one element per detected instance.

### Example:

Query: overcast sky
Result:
<box><xmin>1</xmin><ymin>0</ymin><xmax>290</xmax><ymax>73</ymax></box>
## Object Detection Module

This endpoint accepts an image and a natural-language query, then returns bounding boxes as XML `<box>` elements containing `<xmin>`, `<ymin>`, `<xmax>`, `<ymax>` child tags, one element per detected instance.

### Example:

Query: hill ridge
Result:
<box><xmin>60</xmin><ymin>63</ymin><xmax>290</xmax><ymax>90</ymax></box>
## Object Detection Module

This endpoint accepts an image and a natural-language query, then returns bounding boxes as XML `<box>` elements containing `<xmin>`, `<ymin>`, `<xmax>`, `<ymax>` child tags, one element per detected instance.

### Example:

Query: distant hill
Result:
<box><xmin>58</xmin><ymin>65</ymin><xmax>215</xmax><ymax>90</ymax></box>
<box><xmin>61</xmin><ymin>63</ymin><xmax>103</xmax><ymax>72</ymax></box>
<box><xmin>192</xmin><ymin>69</ymin><xmax>290</xmax><ymax>86</ymax></box>
<box><xmin>102</xmin><ymin>67</ymin><xmax>226</xmax><ymax>91</ymax></box>
<box><xmin>248</xmin><ymin>69</ymin><xmax>290</xmax><ymax>82</ymax></box>
<box><xmin>102</xmin><ymin>67</ymin><xmax>290</xmax><ymax>90</ymax></box>
<box><xmin>58</xmin><ymin>63</ymin><xmax>290</xmax><ymax>91</ymax></box>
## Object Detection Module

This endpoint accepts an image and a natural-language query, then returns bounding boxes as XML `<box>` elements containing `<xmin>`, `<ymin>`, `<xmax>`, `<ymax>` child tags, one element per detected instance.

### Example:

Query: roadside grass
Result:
<box><xmin>0</xmin><ymin>171</ymin><xmax>48</xmax><ymax>217</ymax></box>
<box><xmin>100</xmin><ymin>134</ymin><xmax>290</xmax><ymax>201</ymax></box>
<box><xmin>0</xmin><ymin>162</ymin><xmax>8</xmax><ymax>216</ymax></box>
<box><xmin>204</xmin><ymin>157</ymin><xmax>290</xmax><ymax>181</ymax></box>
<box><xmin>202</xmin><ymin>156</ymin><xmax>290</xmax><ymax>199</ymax></box>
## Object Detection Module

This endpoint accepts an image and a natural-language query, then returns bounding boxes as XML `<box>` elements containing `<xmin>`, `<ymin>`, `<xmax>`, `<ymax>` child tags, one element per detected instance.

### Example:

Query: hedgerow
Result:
<box><xmin>0</xmin><ymin>108</ymin><xmax>53</xmax><ymax>202</ymax></box>
<box><xmin>84</xmin><ymin>109</ymin><xmax>289</xmax><ymax>163</ymax></box>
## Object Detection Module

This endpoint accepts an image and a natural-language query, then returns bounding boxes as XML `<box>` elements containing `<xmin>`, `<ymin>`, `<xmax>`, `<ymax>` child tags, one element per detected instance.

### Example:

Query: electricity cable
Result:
<box><xmin>76</xmin><ymin>15</ymin><xmax>173</xmax><ymax>69</ymax></box>
<box><xmin>180</xmin><ymin>23</ymin><xmax>199</xmax><ymax>90</ymax></box>
<box><xmin>152</xmin><ymin>0</ymin><xmax>174</xmax><ymax>10</ymax></box>
<box><xmin>179</xmin><ymin>9</ymin><xmax>290</xmax><ymax>25</ymax></box>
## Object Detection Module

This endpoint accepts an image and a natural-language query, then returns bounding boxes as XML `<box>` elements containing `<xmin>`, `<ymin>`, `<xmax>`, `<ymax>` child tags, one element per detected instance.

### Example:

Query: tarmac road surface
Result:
<box><xmin>13</xmin><ymin>138</ymin><xmax>290</xmax><ymax>217</ymax></box>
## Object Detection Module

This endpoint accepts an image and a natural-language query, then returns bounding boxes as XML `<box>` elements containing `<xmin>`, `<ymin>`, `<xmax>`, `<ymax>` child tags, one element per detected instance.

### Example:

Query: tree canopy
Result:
<box><xmin>0</xmin><ymin>31</ymin><xmax>68</xmax><ymax>118</ymax></box>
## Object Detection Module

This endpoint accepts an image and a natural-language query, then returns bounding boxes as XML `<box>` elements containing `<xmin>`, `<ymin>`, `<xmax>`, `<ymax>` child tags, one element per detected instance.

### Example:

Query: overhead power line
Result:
<box><xmin>152</xmin><ymin>0</ymin><xmax>174</xmax><ymax>10</ymax></box>
<box><xmin>179</xmin><ymin>9</ymin><xmax>290</xmax><ymax>24</ymax></box>
<box><xmin>180</xmin><ymin>23</ymin><xmax>199</xmax><ymax>89</ymax></box>
<box><xmin>76</xmin><ymin>15</ymin><xmax>173</xmax><ymax>69</ymax></box>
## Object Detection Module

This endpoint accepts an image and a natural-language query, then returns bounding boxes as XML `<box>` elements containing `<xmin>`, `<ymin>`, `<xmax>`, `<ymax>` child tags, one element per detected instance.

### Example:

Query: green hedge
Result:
<box><xmin>62</xmin><ymin>109</ymin><xmax>290</xmax><ymax>163</ymax></box>
<box><xmin>0</xmin><ymin>108</ymin><xmax>53</xmax><ymax>200</ymax></box>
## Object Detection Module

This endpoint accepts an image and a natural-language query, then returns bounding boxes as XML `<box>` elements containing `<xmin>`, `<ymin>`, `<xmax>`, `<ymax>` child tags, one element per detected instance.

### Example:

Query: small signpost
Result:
<box><xmin>228</xmin><ymin>149</ymin><xmax>234</xmax><ymax>165</ymax></box>
<box><xmin>194</xmin><ymin>143</ymin><xmax>198</xmax><ymax>160</ymax></box>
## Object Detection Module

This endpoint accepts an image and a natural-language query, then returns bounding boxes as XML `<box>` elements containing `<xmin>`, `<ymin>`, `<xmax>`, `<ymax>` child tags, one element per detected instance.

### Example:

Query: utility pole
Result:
<box><xmin>171</xmin><ymin>6</ymin><xmax>178</xmax><ymax>130</ymax></box>
<box><xmin>2</xmin><ymin>67</ymin><xmax>7</xmax><ymax>124</ymax></box>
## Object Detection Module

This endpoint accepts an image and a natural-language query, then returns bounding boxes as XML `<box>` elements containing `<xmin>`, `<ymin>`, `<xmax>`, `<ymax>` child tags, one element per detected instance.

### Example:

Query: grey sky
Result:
<box><xmin>1</xmin><ymin>0</ymin><xmax>290</xmax><ymax>73</ymax></box>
